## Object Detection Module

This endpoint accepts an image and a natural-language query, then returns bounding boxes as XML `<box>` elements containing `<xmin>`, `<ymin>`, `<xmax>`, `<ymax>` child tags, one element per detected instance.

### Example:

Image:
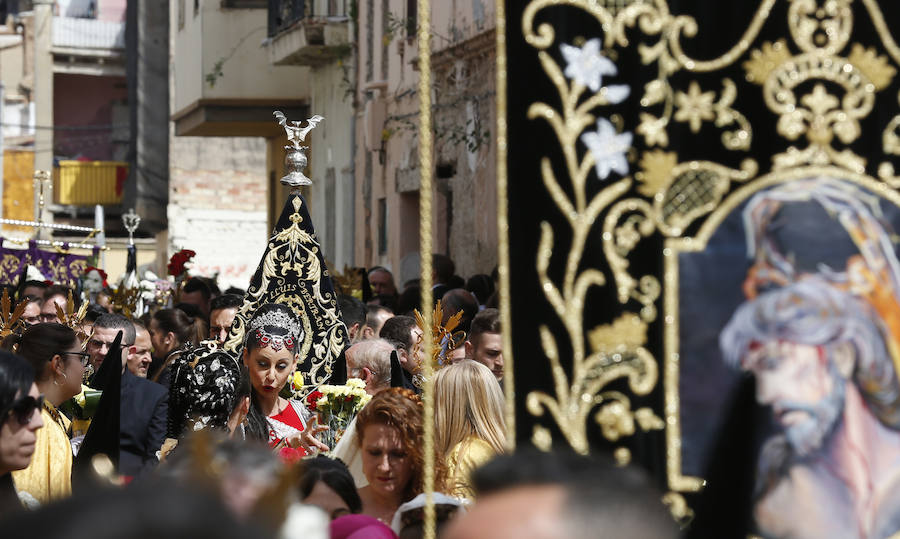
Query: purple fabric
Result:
<box><xmin>0</xmin><ymin>240</ymin><xmax>94</xmax><ymax>286</ymax></box>
<box><xmin>330</xmin><ymin>514</ymin><xmax>398</xmax><ymax>539</ymax></box>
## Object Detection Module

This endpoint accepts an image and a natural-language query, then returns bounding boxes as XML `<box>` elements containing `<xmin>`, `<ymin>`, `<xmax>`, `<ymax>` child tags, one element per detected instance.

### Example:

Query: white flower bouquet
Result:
<box><xmin>305</xmin><ymin>378</ymin><xmax>371</xmax><ymax>448</ymax></box>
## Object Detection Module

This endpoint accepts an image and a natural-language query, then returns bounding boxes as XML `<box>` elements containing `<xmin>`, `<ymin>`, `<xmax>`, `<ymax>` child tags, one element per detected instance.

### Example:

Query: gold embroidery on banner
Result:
<box><xmin>662</xmin><ymin>491</ymin><xmax>695</xmax><ymax>527</ymax></box>
<box><xmin>760</xmin><ymin>53</ymin><xmax>875</xmax><ymax>172</ymax></box>
<box><xmin>848</xmin><ymin>44</ymin><xmax>896</xmax><ymax>90</ymax></box>
<box><xmin>787</xmin><ymin>0</ymin><xmax>853</xmax><ymax>55</ymax></box>
<box><xmin>523</xmin><ymin>26</ymin><xmax>662</xmax><ymax>450</ymax></box>
<box><xmin>883</xmin><ymin>91</ymin><xmax>900</xmax><ymax>160</ymax></box>
<box><xmin>743</xmin><ymin>40</ymin><xmax>792</xmax><ymax>84</ymax></box>
<box><xmin>519</xmin><ymin>0</ymin><xmax>900</xmax><ymax>516</ymax></box>
<box><xmin>655</xmin><ymin>159</ymin><xmax>758</xmax><ymax>236</ymax></box>
<box><xmin>859</xmin><ymin>0</ymin><xmax>900</xmax><ymax>66</ymax></box>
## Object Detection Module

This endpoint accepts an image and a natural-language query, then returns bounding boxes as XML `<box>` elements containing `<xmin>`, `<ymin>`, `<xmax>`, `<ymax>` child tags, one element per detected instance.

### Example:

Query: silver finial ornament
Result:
<box><xmin>274</xmin><ymin>111</ymin><xmax>324</xmax><ymax>189</ymax></box>
<box><xmin>122</xmin><ymin>208</ymin><xmax>141</xmax><ymax>246</ymax></box>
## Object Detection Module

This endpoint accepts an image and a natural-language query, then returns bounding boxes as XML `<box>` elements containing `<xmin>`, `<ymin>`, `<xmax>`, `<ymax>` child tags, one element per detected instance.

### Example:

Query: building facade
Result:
<box><xmin>353</xmin><ymin>0</ymin><xmax>497</xmax><ymax>283</ymax></box>
<box><xmin>169</xmin><ymin>0</ymin><xmax>309</xmax><ymax>290</ymax></box>
<box><xmin>265</xmin><ymin>0</ymin><xmax>356</xmax><ymax>270</ymax></box>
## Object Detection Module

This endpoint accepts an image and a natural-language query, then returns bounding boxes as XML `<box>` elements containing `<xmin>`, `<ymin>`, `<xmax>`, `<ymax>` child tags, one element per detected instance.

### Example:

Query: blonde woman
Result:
<box><xmin>433</xmin><ymin>360</ymin><xmax>506</xmax><ymax>499</ymax></box>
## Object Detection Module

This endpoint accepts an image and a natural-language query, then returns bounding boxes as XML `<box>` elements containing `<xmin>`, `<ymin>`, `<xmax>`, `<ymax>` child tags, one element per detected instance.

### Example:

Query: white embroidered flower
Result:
<box><xmin>581</xmin><ymin>118</ymin><xmax>633</xmax><ymax>180</ymax></box>
<box><xmin>561</xmin><ymin>38</ymin><xmax>618</xmax><ymax>93</ymax></box>
<box><xmin>605</xmin><ymin>84</ymin><xmax>630</xmax><ymax>105</ymax></box>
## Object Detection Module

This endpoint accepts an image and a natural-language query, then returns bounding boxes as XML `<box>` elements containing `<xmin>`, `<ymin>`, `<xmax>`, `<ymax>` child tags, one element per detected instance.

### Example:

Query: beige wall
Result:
<box><xmin>0</xmin><ymin>39</ymin><xmax>24</xmax><ymax>98</ymax></box>
<box><xmin>173</xmin><ymin>3</ymin><xmax>309</xmax><ymax>115</ymax></box>
<box><xmin>172</xmin><ymin>0</ymin><xmax>202</xmax><ymax>115</ymax></box>
<box><xmin>353</xmin><ymin>0</ymin><xmax>497</xmax><ymax>281</ymax></box>
<box><xmin>308</xmin><ymin>61</ymin><xmax>355</xmax><ymax>269</ymax></box>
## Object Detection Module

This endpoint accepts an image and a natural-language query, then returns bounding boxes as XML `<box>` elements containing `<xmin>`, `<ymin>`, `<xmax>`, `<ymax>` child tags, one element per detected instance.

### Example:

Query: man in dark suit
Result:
<box><xmin>92</xmin><ymin>314</ymin><xmax>168</xmax><ymax>479</ymax></box>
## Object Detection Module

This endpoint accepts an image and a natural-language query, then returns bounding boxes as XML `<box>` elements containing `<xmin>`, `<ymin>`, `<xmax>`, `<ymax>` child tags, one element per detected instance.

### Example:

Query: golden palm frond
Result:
<box><xmin>0</xmin><ymin>289</ymin><xmax>27</xmax><ymax>338</ymax></box>
<box><xmin>109</xmin><ymin>286</ymin><xmax>141</xmax><ymax>319</ymax></box>
<box><xmin>414</xmin><ymin>300</ymin><xmax>465</xmax><ymax>371</ymax></box>
<box><xmin>54</xmin><ymin>291</ymin><xmax>90</xmax><ymax>343</ymax></box>
<box><xmin>329</xmin><ymin>262</ymin><xmax>363</xmax><ymax>299</ymax></box>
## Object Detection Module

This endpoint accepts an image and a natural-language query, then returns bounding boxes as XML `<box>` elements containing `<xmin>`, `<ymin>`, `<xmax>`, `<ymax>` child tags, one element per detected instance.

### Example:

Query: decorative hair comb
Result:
<box><xmin>247</xmin><ymin>309</ymin><xmax>302</xmax><ymax>352</ymax></box>
<box><xmin>53</xmin><ymin>290</ymin><xmax>90</xmax><ymax>343</ymax></box>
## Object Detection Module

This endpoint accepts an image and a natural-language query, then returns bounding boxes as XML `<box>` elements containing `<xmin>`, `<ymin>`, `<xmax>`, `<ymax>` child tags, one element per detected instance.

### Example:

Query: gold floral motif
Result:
<box><xmin>521</xmin><ymin>4</ymin><xmax>671</xmax><ymax>452</ymax></box>
<box><xmin>588</xmin><ymin>313</ymin><xmax>647</xmax><ymax>354</ymax></box>
<box><xmin>673</xmin><ymin>82</ymin><xmax>714</xmax><ymax>133</ymax></box>
<box><xmin>764</xmin><ymin>54</ymin><xmax>874</xmax><ymax>173</ymax></box>
<box><xmin>636</xmin><ymin>150</ymin><xmax>678</xmax><ymax>197</ymax></box>
<box><xmin>848</xmin><ymin>43</ymin><xmax>896</xmax><ymax>90</ymax></box>
<box><xmin>788</xmin><ymin>0</ymin><xmax>853</xmax><ymax>55</ymax></box>
<box><xmin>596</xmin><ymin>400</ymin><xmax>635</xmax><ymax>441</ymax></box>
<box><xmin>743</xmin><ymin>40</ymin><xmax>791</xmax><ymax>84</ymax></box>
<box><xmin>595</xmin><ymin>399</ymin><xmax>662</xmax><ymax>448</ymax></box>
<box><xmin>637</xmin><ymin>113</ymin><xmax>669</xmax><ymax>147</ymax></box>
<box><xmin>861</xmin><ymin>0</ymin><xmax>900</xmax><ymax>67</ymax></box>
<box><xmin>602</xmin><ymin>199</ymin><xmax>660</xmax><ymax>313</ymax></box>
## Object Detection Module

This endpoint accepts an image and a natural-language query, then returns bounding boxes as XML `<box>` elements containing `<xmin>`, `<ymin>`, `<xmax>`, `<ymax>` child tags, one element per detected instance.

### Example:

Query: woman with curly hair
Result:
<box><xmin>355</xmin><ymin>387</ymin><xmax>444</xmax><ymax>524</ymax></box>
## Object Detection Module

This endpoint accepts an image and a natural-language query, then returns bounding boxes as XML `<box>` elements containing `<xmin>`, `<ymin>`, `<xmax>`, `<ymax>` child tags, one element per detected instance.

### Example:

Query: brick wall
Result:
<box><xmin>168</xmin><ymin>136</ymin><xmax>268</xmax><ymax>290</ymax></box>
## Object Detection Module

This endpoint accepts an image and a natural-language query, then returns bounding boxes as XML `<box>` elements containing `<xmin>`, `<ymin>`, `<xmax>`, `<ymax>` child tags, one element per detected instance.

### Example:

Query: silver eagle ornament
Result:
<box><xmin>274</xmin><ymin>111</ymin><xmax>324</xmax><ymax>189</ymax></box>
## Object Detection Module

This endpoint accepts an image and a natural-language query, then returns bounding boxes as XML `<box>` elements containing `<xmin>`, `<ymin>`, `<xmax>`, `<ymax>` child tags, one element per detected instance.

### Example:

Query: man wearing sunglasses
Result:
<box><xmin>88</xmin><ymin>314</ymin><xmax>137</xmax><ymax>371</ymax></box>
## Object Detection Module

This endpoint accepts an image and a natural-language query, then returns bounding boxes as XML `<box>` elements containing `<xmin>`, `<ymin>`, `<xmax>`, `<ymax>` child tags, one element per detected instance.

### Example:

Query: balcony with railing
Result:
<box><xmin>266</xmin><ymin>0</ymin><xmax>350</xmax><ymax>67</ymax></box>
<box><xmin>52</xmin><ymin>17</ymin><xmax>125</xmax><ymax>55</ymax></box>
<box><xmin>172</xmin><ymin>0</ymin><xmax>308</xmax><ymax>137</ymax></box>
<box><xmin>54</xmin><ymin>161</ymin><xmax>128</xmax><ymax>206</ymax></box>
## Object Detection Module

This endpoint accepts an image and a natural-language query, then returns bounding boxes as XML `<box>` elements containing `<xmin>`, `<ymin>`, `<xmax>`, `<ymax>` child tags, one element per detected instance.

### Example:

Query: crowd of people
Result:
<box><xmin>0</xmin><ymin>256</ymin><xmax>677</xmax><ymax>538</ymax></box>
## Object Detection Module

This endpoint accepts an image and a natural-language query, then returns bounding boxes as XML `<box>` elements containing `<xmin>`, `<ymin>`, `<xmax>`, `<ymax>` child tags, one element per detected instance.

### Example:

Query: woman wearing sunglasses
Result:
<box><xmin>2</xmin><ymin>323</ymin><xmax>84</xmax><ymax>504</ymax></box>
<box><xmin>0</xmin><ymin>349</ymin><xmax>43</xmax><ymax>515</ymax></box>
